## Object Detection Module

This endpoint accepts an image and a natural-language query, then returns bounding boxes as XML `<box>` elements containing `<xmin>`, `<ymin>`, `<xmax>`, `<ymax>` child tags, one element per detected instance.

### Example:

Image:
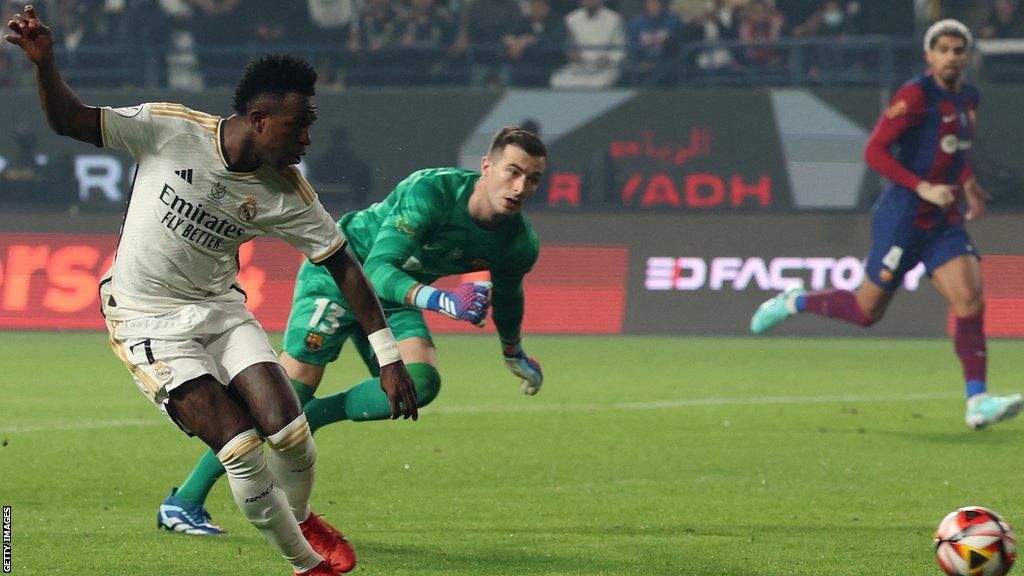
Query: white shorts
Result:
<box><xmin>103</xmin><ymin>298</ymin><xmax>279</xmax><ymax>430</ymax></box>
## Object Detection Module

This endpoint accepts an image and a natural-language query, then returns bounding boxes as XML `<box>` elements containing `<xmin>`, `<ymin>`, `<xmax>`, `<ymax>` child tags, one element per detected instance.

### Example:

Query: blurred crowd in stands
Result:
<box><xmin>1</xmin><ymin>0</ymin><xmax>1022</xmax><ymax>90</ymax></box>
<box><xmin>2</xmin><ymin>1</ymin><xmax>1024</xmax><ymax>210</ymax></box>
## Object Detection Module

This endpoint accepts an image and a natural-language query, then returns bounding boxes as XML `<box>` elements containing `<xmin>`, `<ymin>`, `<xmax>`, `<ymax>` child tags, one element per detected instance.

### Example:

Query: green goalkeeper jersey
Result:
<box><xmin>336</xmin><ymin>167</ymin><xmax>539</xmax><ymax>343</ymax></box>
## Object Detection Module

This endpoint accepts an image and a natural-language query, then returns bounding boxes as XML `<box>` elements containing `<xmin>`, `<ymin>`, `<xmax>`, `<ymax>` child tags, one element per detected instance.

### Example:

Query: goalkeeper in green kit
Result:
<box><xmin>157</xmin><ymin>127</ymin><xmax>547</xmax><ymax>543</ymax></box>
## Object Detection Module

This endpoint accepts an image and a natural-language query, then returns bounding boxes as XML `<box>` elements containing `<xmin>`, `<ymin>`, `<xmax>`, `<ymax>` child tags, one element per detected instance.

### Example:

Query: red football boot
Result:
<box><xmin>294</xmin><ymin>559</ymin><xmax>339</xmax><ymax>576</ymax></box>
<box><xmin>299</xmin><ymin>514</ymin><xmax>357</xmax><ymax>574</ymax></box>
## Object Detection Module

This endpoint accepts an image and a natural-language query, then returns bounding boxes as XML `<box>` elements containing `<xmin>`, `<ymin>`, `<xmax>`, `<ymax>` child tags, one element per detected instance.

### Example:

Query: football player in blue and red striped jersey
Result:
<box><xmin>751</xmin><ymin>19</ymin><xmax>1022</xmax><ymax>430</ymax></box>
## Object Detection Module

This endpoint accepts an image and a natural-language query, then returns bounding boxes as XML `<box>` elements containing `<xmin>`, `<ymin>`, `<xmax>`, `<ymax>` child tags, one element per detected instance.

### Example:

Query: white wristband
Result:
<box><xmin>367</xmin><ymin>327</ymin><xmax>402</xmax><ymax>366</ymax></box>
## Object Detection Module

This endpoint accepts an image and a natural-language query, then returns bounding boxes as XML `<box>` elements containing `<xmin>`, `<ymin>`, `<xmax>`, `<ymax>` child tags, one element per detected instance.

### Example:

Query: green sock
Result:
<box><xmin>305</xmin><ymin>363</ymin><xmax>441</xmax><ymax>432</ymax></box>
<box><xmin>173</xmin><ymin>379</ymin><xmax>318</xmax><ymax>506</ymax></box>
<box><xmin>291</xmin><ymin>378</ymin><xmax>316</xmax><ymax>407</ymax></box>
<box><xmin>304</xmin><ymin>389</ymin><xmax>351</xmax><ymax>432</ymax></box>
<box><xmin>173</xmin><ymin>449</ymin><xmax>225</xmax><ymax>506</ymax></box>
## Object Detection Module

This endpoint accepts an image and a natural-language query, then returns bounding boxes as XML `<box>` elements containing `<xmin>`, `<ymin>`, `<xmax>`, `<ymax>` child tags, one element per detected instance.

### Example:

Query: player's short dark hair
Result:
<box><xmin>233</xmin><ymin>54</ymin><xmax>317</xmax><ymax>116</ymax></box>
<box><xmin>488</xmin><ymin>127</ymin><xmax>547</xmax><ymax>159</ymax></box>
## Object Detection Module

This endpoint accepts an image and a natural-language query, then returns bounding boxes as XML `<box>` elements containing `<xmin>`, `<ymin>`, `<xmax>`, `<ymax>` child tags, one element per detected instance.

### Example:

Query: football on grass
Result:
<box><xmin>935</xmin><ymin>506</ymin><xmax>1017</xmax><ymax>576</ymax></box>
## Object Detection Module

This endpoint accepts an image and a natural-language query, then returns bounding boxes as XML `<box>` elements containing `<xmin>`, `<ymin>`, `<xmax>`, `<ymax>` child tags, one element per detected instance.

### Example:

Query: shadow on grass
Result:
<box><xmin>875</xmin><ymin>426</ymin><xmax>1022</xmax><ymax>445</ymax></box>
<box><xmin>351</xmin><ymin>521</ymin><xmax>905</xmax><ymax>576</ymax></box>
<box><xmin>353</xmin><ymin>540</ymin><xmax>777</xmax><ymax>575</ymax></box>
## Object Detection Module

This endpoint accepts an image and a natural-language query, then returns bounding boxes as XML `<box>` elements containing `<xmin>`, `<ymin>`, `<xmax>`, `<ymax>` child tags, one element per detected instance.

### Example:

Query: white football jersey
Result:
<box><xmin>99</xmin><ymin>102</ymin><xmax>345</xmax><ymax>320</ymax></box>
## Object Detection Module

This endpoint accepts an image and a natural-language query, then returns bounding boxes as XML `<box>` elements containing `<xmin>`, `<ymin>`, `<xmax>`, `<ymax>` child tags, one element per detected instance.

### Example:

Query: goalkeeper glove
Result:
<box><xmin>502</xmin><ymin>341</ymin><xmax>542</xmax><ymax>395</ymax></box>
<box><xmin>414</xmin><ymin>282</ymin><xmax>492</xmax><ymax>327</ymax></box>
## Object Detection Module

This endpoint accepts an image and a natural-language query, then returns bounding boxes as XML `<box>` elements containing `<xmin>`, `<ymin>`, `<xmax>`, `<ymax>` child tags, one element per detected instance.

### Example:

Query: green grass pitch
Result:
<box><xmin>1</xmin><ymin>332</ymin><xmax>1022</xmax><ymax>575</ymax></box>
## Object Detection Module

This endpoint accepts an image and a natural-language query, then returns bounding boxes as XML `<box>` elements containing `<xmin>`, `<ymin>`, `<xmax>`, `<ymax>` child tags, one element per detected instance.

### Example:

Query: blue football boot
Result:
<box><xmin>157</xmin><ymin>487</ymin><xmax>224</xmax><ymax>535</ymax></box>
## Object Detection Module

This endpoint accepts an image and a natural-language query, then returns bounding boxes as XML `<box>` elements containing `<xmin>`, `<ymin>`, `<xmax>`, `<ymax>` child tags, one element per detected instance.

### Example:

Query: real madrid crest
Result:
<box><xmin>153</xmin><ymin>361</ymin><xmax>173</xmax><ymax>382</ymax></box>
<box><xmin>238</xmin><ymin>196</ymin><xmax>258</xmax><ymax>222</ymax></box>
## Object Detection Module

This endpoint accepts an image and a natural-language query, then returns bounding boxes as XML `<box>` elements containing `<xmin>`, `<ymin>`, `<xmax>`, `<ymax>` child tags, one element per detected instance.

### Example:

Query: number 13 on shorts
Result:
<box><xmin>309</xmin><ymin>297</ymin><xmax>345</xmax><ymax>334</ymax></box>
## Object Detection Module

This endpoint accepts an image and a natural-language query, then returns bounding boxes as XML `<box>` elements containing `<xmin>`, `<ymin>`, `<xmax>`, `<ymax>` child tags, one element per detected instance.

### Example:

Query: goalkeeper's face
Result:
<box><xmin>481</xmin><ymin>144</ymin><xmax>547</xmax><ymax>216</ymax></box>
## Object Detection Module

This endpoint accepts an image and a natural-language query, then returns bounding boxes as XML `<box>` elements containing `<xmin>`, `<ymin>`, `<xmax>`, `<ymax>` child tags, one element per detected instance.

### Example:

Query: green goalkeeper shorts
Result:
<box><xmin>282</xmin><ymin>261</ymin><xmax>433</xmax><ymax>369</ymax></box>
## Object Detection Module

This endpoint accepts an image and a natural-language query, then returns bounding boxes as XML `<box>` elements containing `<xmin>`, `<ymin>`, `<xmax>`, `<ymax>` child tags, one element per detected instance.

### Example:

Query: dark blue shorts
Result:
<box><xmin>865</xmin><ymin>189</ymin><xmax>979</xmax><ymax>291</ymax></box>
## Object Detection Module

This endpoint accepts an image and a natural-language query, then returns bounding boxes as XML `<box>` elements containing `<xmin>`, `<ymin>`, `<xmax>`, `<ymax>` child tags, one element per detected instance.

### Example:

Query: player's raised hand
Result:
<box><xmin>5</xmin><ymin>5</ymin><xmax>54</xmax><ymax>64</ymax></box>
<box><xmin>963</xmin><ymin>178</ymin><xmax>989</xmax><ymax>221</ymax></box>
<box><xmin>915</xmin><ymin>182</ymin><xmax>956</xmax><ymax>210</ymax></box>
<box><xmin>502</xmin><ymin>341</ymin><xmax>543</xmax><ymax>395</ymax></box>
<box><xmin>416</xmin><ymin>281</ymin><xmax>492</xmax><ymax>327</ymax></box>
<box><xmin>378</xmin><ymin>361</ymin><xmax>419</xmax><ymax>420</ymax></box>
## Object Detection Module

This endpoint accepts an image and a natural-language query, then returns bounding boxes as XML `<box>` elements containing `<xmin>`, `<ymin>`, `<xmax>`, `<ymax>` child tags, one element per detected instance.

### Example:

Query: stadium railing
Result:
<box><xmin>28</xmin><ymin>36</ymin><xmax>1024</xmax><ymax>91</ymax></box>
<box><xmin>976</xmin><ymin>38</ymin><xmax>1024</xmax><ymax>82</ymax></box>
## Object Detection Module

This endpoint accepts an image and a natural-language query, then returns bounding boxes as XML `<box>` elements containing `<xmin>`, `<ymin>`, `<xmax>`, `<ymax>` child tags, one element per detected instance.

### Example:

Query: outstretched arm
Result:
<box><xmin>322</xmin><ymin>248</ymin><xmax>418</xmax><ymax>420</ymax></box>
<box><xmin>491</xmin><ymin>271</ymin><xmax>527</xmax><ymax>348</ymax></box>
<box><xmin>5</xmin><ymin>5</ymin><xmax>99</xmax><ymax>144</ymax></box>
<box><xmin>491</xmin><ymin>231</ymin><xmax>542</xmax><ymax>395</ymax></box>
<box><xmin>492</xmin><ymin>271</ymin><xmax>543</xmax><ymax>396</ymax></box>
<box><xmin>363</xmin><ymin>225</ymin><xmax>492</xmax><ymax>326</ymax></box>
<box><xmin>361</xmin><ymin>178</ymin><xmax>491</xmax><ymax>326</ymax></box>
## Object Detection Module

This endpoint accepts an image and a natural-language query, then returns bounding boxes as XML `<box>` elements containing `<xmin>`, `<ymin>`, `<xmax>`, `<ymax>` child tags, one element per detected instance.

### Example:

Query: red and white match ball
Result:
<box><xmin>935</xmin><ymin>506</ymin><xmax>1017</xmax><ymax>576</ymax></box>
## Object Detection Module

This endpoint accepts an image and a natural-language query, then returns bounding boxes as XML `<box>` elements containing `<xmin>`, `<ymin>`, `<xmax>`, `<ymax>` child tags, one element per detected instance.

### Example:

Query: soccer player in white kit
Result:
<box><xmin>6</xmin><ymin>6</ymin><xmax>418</xmax><ymax>576</ymax></box>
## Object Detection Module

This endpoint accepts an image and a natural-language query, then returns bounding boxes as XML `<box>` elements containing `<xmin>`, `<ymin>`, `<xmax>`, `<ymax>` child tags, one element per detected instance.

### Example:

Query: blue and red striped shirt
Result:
<box><xmin>864</xmin><ymin>72</ymin><xmax>979</xmax><ymax>228</ymax></box>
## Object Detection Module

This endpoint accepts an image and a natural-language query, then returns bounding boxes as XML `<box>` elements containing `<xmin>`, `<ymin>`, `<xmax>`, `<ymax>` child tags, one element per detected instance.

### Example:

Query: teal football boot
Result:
<box><xmin>965</xmin><ymin>393</ymin><xmax>1024</xmax><ymax>430</ymax></box>
<box><xmin>750</xmin><ymin>286</ymin><xmax>806</xmax><ymax>334</ymax></box>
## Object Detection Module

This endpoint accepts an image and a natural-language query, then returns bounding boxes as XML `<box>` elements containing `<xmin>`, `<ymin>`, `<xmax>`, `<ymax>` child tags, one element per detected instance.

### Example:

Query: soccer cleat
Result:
<box><xmin>300</xmin><ymin>514</ymin><xmax>356</xmax><ymax>574</ymax></box>
<box><xmin>295</xmin><ymin>559</ymin><xmax>340</xmax><ymax>576</ymax></box>
<box><xmin>157</xmin><ymin>487</ymin><xmax>225</xmax><ymax>535</ymax></box>
<box><xmin>750</xmin><ymin>286</ymin><xmax>805</xmax><ymax>334</ymax></box>
<box><xmin>965</xmin><ymin>393</ymin><xmax>1024</xmax><ymax>430</ymax></box>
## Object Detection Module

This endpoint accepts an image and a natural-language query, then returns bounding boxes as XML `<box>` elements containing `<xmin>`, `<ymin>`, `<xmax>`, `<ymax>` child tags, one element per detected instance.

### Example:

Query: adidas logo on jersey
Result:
<box><xmin>175</xmin><ymin>168</ymin><xmax>194</xmax><ymax>184</ymax></box>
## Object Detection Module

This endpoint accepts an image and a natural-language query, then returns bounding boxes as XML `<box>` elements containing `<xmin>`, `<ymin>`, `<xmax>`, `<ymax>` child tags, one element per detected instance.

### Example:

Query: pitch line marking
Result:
<box><xmin>0</xmin><ymin>392</ymin><xmax>961</xmax><ymax>433</ymax></box>
<box><xmin>0</xmin><ymin>418</ymin><xmax>162</xmax><ymax>433</ymax></box>
<box><xmin>431</xmin><ymin>391</ymin><xmax>962</xmax><ymax>414</ymax></box>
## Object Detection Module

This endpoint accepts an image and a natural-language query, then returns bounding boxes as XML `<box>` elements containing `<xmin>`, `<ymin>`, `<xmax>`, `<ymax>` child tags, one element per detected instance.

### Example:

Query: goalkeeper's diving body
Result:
<box><xmin>159</xmin><ymin>126</ymin><xmax>547</xmax><ymax>535</ymax></box>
